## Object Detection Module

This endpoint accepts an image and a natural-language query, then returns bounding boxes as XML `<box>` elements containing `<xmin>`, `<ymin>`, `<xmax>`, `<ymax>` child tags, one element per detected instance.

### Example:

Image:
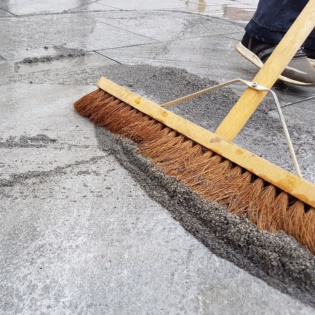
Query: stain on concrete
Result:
<box><xmin>0</xmin><ymin>156</ymin><xmax>106</xmax><ymax>187</ymax></box>
<box><xmin>0</xmin><ymin>134</ymin><xmax>57</xmax><ymax>148</ymax></box>
<box><xmin>20</xmin><ymin>47</ymin><xmax>86</xmax><ymax>64</ymax></box>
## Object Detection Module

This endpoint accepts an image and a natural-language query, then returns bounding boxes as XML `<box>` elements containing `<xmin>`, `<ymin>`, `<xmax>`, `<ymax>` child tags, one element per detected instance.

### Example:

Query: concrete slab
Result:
<box><xmin>0</xmin><ymin>0</ymin><xmax>94</xmax><ymax>15</ymax></box>
<box><xmin>0</xmin><ymin>53</ymin><xmax>116</xmax><ymax>86</ymax></box>
<box><xmin>97</xmin><ymin>0</ymin><xmax>258</xmax><ymax>21</ymax></box>
<box><xmin>269</xmin><ymin>99</ymin><xmax>315</xmax><ymax>179</ymax></box>
<box><xmin>95</xmin><ymin>11</ymin><xmax>243</xmax><ymax>41</ymax></box>
<box><xmin>270</xmin><ymin>99</ymin><xmax>315</xmax><ymax>126</ymax></box>
<box><xmin>0</xmin><ymin>14</ymin><xmax>156</xmax><ymax>61</ymax></box>
<box><xmin>65</xmin><ymin>2</ymin><xmax>118</xmax><ymax>13</ymax></box>
<box><xmin>0</xmin><ymin>0</ymin><xmax>259</xmax><ymax>19</ymax></box>
<box><xmin>95</xmin><ymin>0</ymin><xmax>257</xmax><ymax>20</ymax></box>
<box><xmin>0</xmin><ymin>0</ymin><xmax>118</xmax><ymax>15</ymax></box>
<box><xmin>64</xmin><ymin>19</ymin><xmax>156</xmax><ymax>51</ymax></box>
<box><xmin>96</xmin><ymin>0</ymin><xmax>186</xmax><ymax>11</ymax></box>
<box><xmin>98</xmin><ymin>35</ymin><xmax>254</xmax><ymax>82</ymax></box>
<box><xmin>0</xmin><ymin>84</ymin><xmax>97</xmax><ymax>178</ymax></box>
<box><xmin>182</xmin><ymin>0</ymin><xmax>257</xmax><ymax>17</ymax></box>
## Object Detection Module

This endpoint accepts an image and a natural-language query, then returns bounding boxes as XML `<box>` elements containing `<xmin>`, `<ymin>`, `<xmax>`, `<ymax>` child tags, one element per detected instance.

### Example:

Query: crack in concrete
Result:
<box><xmin>94</xmin><ymin>51</ymin><xmax>121</xmax><ymax>64</ymax></box>
<box><xmin>95</xmin><ymin>40</ymin><xmax>161</xmax><ymax>54</ymax></box>
<box><xmin>96</xmin><ymin>19</ymin><xmax>160</xmax><ymax>43</ymax></box>
<box><xmin>62</xmin><ymin>0</ymin><xmax>99</xmax><ymax>13</ymax></box>
<box><xmin>0</xmin><ymin>8</ymin><xmax>16</xmax><ymax>17</ymax></box>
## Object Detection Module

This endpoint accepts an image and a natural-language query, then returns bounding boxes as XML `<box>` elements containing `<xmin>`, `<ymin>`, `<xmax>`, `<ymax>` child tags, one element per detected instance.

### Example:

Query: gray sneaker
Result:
<box><xmin>236</xmin><ymin>33</ymin><xmax>315</xmax><ymax>86</ymax></box>
<box><xmin>304</xmin><ymin>47</ymin><xmax>315</xmax><ymax>67</ymax></box>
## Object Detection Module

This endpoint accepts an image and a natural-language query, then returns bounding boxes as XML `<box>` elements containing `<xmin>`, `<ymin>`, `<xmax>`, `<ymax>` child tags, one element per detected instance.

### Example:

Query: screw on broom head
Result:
<box><xmin>74</xmin><ymin>88</ymin><xmax>315</xmax><ymax>255</ymax></box>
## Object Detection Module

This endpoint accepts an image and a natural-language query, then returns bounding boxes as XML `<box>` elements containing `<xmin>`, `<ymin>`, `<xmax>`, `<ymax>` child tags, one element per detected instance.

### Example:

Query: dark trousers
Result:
<box><xmin>245</xmin><ymin>0</ymin><xmax>315</xmax><ymax>49</ymax></box>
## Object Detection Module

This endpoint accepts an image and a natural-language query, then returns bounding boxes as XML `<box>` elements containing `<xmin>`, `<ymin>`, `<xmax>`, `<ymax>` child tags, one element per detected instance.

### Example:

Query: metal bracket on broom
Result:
<box><xmin>161</xmin><ymin>79</ymin><xmax>302</xmax><ymax>177</ymax></box>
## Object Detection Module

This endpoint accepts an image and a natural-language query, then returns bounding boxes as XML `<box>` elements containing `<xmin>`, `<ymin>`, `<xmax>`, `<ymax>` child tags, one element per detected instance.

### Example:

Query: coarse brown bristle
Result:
<box><xmin>74</xmin><ymin>88</ymin><xmax>315</xmax><ymax>254</ymax></box>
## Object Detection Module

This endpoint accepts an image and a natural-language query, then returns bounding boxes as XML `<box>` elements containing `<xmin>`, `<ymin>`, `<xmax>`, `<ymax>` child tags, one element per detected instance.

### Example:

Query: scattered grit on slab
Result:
<box><xmin>79</xmin><ymin>64</ymin><xmax>315</xmax><ymax>306</ymax></box>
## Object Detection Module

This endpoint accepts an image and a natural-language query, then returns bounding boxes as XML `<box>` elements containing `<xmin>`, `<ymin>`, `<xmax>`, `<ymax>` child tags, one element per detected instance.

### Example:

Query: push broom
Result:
<box><xmin>74</xmin><ymin>1</ymin><xmax>315</xmax><ymax>254</ymax></box>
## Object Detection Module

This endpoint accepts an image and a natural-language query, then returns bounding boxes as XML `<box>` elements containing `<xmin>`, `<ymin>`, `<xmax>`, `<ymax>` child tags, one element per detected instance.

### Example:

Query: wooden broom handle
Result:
<box><xmin>215</xmin><ymin>0</ymin><xmax>315</xmax><ymax>141</ymax></box>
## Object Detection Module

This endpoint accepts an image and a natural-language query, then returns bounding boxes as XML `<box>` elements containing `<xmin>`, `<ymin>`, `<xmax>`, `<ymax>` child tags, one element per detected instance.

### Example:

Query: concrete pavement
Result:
<box><xmin>1</xmin><ymin>1</ymin><xmax>315</xmax><ymax>314</ymax></box>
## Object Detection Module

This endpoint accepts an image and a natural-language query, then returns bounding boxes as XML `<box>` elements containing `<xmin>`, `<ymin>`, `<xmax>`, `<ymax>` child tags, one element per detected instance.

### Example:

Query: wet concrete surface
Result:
<box><xmin>1</xmin><ymin>1</ymin><xmax>315</xmax><ymax>314</ymax></box>
<box><xmin>0</xmin><ymin>0</ymin><xmax>258</xmax><ymax>18</ymax></box>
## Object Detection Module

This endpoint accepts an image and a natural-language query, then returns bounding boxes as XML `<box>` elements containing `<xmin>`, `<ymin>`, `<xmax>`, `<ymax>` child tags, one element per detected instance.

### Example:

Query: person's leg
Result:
<box><xmin>236</xmin><ymin>0</ymin><xmax>315</xmax><ymax>85</ymax></box>
<box><xmin>247</xmin><ymin>0</ymin><xmax>315</xmax><ymax>52</ymax></box>
<box><xmin>246</xmin><ymin>0</ymin><xmax>309</xmax><ymax>43</ymax></box>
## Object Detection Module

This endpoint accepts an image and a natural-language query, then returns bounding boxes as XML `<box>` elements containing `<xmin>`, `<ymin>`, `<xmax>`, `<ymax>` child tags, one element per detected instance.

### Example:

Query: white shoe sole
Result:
<box><xmin>236</xmin><ymin>42</ymin><xmax>313</xmax><ymax>86</ymax></box>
